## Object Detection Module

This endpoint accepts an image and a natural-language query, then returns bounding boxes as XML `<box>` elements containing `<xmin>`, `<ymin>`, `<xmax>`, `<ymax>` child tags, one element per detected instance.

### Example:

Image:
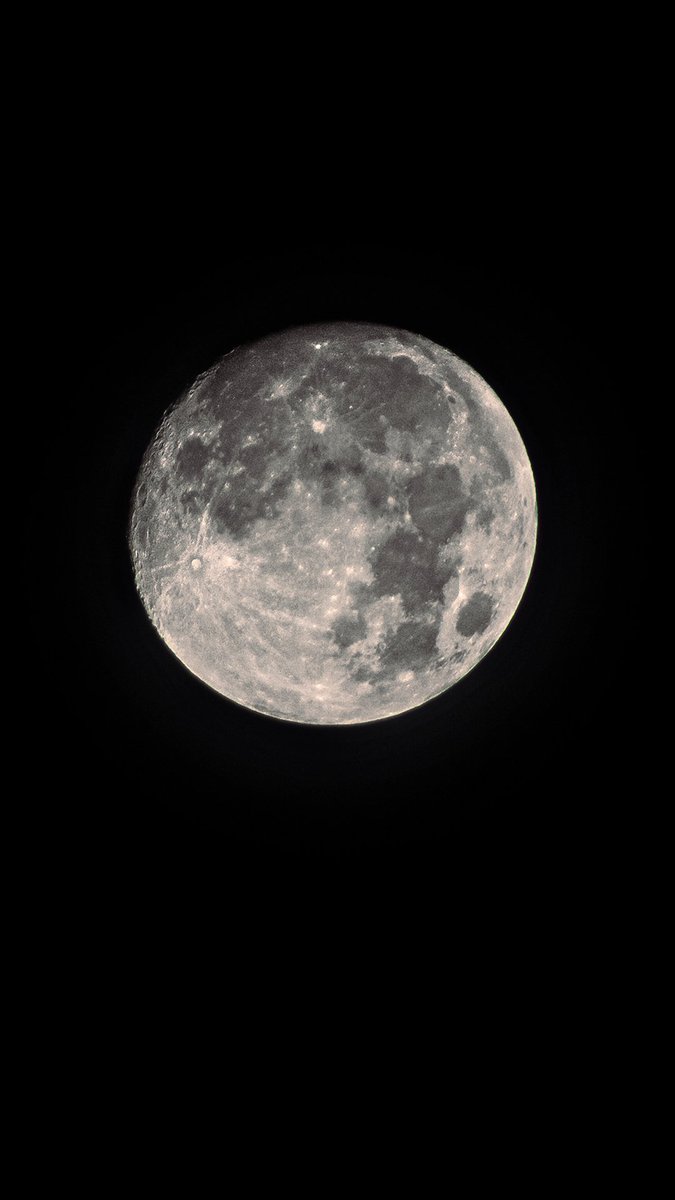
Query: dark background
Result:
<box><xmin>28</xmin><ymin>142</ymin><xmax>625</xmax><ymax>923</ymax></box>
<box><xmin>13</xmin><ymin>35</ymin><xmax>648</xmax><ymax>1151</ymax></box>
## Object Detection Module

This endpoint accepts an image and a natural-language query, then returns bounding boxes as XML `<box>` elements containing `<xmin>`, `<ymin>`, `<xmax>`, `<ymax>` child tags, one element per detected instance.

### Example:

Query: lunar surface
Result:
<box><xmin>129</xmin><ymin>324</ymin><xmax>537</xmax><ymax>724</ymax></box>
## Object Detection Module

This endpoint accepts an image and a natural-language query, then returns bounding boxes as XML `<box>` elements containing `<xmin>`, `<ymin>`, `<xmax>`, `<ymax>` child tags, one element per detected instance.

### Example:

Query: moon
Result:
<box><xmin>129</xmin><ymin>323</ymin><xmax>537</xmax><ymax>724</ymax></box>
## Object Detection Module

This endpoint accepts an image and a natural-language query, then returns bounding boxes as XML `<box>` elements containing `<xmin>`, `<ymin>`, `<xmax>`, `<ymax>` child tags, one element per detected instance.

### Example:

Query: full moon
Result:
<box><xmin>129</xmin><ymin>324</ymin><xmax>537</xmax><ymax>724</ymax></box>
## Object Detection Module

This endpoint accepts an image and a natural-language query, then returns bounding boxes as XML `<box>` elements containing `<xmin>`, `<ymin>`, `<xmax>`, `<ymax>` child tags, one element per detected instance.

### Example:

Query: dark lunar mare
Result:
<box><xmin>456</xmin><ymin>592</ymin><xmax>494</xmax><ymax>638</ymax></box>
<box><xmin>368</xmin><ymin>528</ymin><xmax>450</xmax><ymax>615</ymax></box>
<box><xmin>170</xmin><ymin>327</ymin><xmax>506</xmax><ymax>684</ymax></box>
<box><xmin>170</xmin><ymin>325</ymin><xmax>509</xmax><ymax>552</ymax></box>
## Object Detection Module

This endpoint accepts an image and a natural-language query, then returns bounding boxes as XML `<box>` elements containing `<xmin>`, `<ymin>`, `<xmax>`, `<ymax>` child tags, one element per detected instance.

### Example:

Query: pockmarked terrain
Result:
<box><xmin>129</xmin><ymin>324</ymin><xmax>537</xmax><ymax>723</ymax></box>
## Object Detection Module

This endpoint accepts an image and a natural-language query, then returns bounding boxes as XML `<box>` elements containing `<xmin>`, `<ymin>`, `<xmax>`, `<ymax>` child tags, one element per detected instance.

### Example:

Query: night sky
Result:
<box><xmin>26</xmin><ymin>142</ymin><xmax>625</xmax><ymax>936</ymax></box>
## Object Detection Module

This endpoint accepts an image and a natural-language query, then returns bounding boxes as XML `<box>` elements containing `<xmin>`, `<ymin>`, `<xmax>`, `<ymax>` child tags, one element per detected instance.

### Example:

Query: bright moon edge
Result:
<box><xmin>129</xmin><ymin>323</ymin><xmax>537</xmax><ymax>725</ymax></box>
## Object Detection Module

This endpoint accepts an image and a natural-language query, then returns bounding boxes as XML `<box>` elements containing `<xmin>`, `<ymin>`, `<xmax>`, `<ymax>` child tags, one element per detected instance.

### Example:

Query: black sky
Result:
<box><xmin>25</xmin><ymin>123</ymin><xmax>627</xmax><ymax>934</ymax></box>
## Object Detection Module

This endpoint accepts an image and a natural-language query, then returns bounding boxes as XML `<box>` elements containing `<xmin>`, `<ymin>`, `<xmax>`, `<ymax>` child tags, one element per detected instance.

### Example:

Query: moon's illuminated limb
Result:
<box><xmin>129</xmin><ymin>323</ymin><xmax>537</xmax><ymax>724</ymax></box>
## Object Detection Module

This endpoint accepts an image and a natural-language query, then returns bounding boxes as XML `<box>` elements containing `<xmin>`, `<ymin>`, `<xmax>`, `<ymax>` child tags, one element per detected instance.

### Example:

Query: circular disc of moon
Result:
<box><xmin>129</xmin><ymin>323</ymin><xmax>537</xmax><ymax>724</ymax></box>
